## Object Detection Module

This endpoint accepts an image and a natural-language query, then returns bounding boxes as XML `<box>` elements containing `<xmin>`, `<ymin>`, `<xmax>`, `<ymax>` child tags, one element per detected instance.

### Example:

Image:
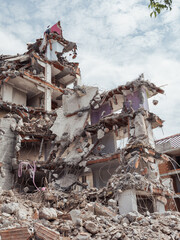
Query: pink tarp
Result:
<box><xmin>50</xmin><ymin>21</ymin><xmax>62</xmax><ymax>36</ymax></box>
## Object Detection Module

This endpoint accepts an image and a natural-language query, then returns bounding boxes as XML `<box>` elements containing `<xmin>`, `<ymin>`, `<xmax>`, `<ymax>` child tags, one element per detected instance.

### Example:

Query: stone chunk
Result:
<box><xmin>84</xmin><ymin>221</ymin><xmax>99</xmax><ymax>234</ymax></box>
<box><xmin>39</xmin><ymin>207</ymin><xmax>57</xmax><ymax>220</ymax></box>
<box><xmin>97</xmin><ymin>129</ymin><xmax>105</xmax><ymax>139</ymax></box>
<box><xmin>108</xmin><ymin>199</ymin><xmax>117</xmax><ymax>209</ymax></box>
<box><xmin>121</xmin><ymin>217</ymin><xmax>130</xmax><ymax>225</ymax></box>
<box><xmin>75</xmin><ymin>232</ymin><xmax>92</xmax><ymax>240</ymax></box>
<box><xmin>126</xmin><ymin>212</ymin><xmax>138</xmax><ymax>222</ymax></box>
<box><xmin>86</xmin><ymin>202</ymin><xmax>94</xmax><ymax>213</ymax></box>
<box><xmin>16</xmin><ymin>208</ymin><xmax>28</xmax><ymax>220</ymax></box>
<box><xmin>69</xmin><ymin>209</ymin><xmax>82</xmax><ymax>225</ymax></box>
<box><xmin>1</xmin><ymin>202</ymin><xmax>19</xmax><ymax>214</ymax></box>
<box><xmin>94</xmin><ymin>202</ymin><xmax>116</xmax><ymax>217</ymax></box>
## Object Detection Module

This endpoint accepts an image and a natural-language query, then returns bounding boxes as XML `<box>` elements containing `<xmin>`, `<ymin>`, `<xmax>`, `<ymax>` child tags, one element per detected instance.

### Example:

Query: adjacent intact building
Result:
<box><xmin>156</xmin><ymin>133</ymin><xmax>180</xmax><ymax>211</ymax></box>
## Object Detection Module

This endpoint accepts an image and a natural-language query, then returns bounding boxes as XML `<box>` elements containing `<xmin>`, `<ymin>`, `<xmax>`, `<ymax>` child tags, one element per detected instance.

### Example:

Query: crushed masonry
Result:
<box><xmin>0</xmin><ymin>20</ymin><xmax>179</xmax><ymax>240</ymax></box>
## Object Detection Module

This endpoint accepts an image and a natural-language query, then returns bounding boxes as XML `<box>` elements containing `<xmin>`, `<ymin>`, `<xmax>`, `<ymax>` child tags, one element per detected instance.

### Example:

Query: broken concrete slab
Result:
<box><xmin>63</xmin><ymin>86</ymin><xmax>98</xmax><ymax>116</ymax></box>
<box><xmin>134</xmin><ymin>113</ymin><xmax>148</xmax><ymax>138</ymax></box>
<box><xmin>50</xmin><ymin>108</ymin><xmax>89</xmax><ymax>142</ymax></box>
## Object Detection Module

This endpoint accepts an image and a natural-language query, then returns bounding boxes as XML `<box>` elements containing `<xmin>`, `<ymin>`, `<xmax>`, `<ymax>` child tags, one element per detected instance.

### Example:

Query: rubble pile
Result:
<box><xmin>0</xmin><ymin>101</ymin><xmax>57</xmax><ymax>136</ymax></box>
<box><xmin>0</xmin><ymin>188</ymin><xmax>180</xmax><ymax>240</ymax></box>
<box><xmin>12</xmin><ymin>111</ymin><xmax>56</xmax><ymax>136</ymax></box>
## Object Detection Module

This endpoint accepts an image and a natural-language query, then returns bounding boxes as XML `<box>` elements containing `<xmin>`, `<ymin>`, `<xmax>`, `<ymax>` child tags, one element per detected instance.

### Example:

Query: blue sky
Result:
<box><xmin>0</xmin><ymin>0</ymin><xmax>179</xmax><ymax>140</ymax></box>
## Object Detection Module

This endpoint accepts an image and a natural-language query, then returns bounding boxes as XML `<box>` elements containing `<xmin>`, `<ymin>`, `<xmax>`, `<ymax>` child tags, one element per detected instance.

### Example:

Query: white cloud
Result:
<box><xmin>0</xmin><ymin>29</ymin><xmax>26</xmax><ymax>54</ymax></box>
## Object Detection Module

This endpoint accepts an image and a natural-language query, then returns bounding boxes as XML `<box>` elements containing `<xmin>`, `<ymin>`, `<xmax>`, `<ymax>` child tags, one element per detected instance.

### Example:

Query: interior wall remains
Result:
<box><xmin>93</xmin><ymin>131</ymin><xmax>117</xmax><ymax>155</ymax></box>
<box><xmin>137</xmin><ymin>195</ymin><xmax>154</xmax><ymax>214</ymax></box>
<box><xmin>27</xmin><ymin>93</ymin><xmax>44</xmax><ymax>108</ymax></box>
<box><xmin>90</xmin><ymin>160</ymin><xmax>119</xmax><ymax>188</ymax></box>
<box><xmin>19</xmin><ymin>142</ymin><xmax>45</xmax><ymax>162</ymax></box>
<box><xmin>12</xmin><ymin>88</ymin><xmax>26</xmax><ymax>106</ymax></box>
<box><xmin>91</xmin><ymin>102</ymin><xmax>112</xmax><ymax>125</ymax></box>
<box><xmin>2</xmin><ymin>83</ymin><xmax>26</xmax><ymax>106</ymax></box>
<box><xmin>18</xmin><ymin>141</ymin><xmax>52</xmax><ymax>162</ymax></box>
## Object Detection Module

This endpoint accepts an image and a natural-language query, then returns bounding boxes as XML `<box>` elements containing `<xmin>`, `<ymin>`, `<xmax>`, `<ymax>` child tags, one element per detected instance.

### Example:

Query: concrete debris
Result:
<box><xmin>0</xmin><ymin>20</ymin><xmax>179</xmax><ymax>240</ymax></box>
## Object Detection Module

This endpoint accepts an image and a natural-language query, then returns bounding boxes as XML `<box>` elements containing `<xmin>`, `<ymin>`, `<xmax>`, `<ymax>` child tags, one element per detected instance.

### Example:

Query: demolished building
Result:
<box><xmin>0</xmin><ymin>21</ymin><xmax>179</xmax><ymax>240</ymax></box>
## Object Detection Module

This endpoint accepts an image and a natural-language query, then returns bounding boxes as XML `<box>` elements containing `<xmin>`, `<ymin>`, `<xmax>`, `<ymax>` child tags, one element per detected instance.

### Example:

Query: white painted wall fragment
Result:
<box><xmin>46</xmin><ymin>40</ymin><xmax>64</xmax><ymax>61</ymax></box>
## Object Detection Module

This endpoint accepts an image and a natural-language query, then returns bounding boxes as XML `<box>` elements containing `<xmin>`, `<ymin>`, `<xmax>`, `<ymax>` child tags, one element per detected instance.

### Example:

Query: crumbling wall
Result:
<box><xmin>0</xmin><ymin>118</ymin><xmax>16</xmax><ymax>190</ymax></box>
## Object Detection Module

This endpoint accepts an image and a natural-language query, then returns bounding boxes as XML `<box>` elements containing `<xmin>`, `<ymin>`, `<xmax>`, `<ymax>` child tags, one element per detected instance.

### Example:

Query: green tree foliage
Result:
<box><xmin>148</xmin><ymin>0</ymin><xmax>172</xmax><ymax>17</ymax></box>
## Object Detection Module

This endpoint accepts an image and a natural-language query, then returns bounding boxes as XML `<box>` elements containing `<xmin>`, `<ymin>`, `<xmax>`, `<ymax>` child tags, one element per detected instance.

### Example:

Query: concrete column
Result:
<box><xmin>156</xmin><ymin>200</ymin><xmax>165</xmax><ymax>213</ymax></box>
<box><xmin>44</xmin><ymin>63</ymin><xmax>52</xmax><ymax>112</ymax></box>
<box><xmin>118</xmin><ymin>189</ymin><xmax>137</xmax><ymax>214</ymax></box>
<box><xmin>44</xmin><ymin>88</ymin><xmax>51</xmax><ymax>112</ymax></box>
<box><xmin>45</xmin><ymin>63</ymin><xmax>51</xmax><ymax>83</ymax></box>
